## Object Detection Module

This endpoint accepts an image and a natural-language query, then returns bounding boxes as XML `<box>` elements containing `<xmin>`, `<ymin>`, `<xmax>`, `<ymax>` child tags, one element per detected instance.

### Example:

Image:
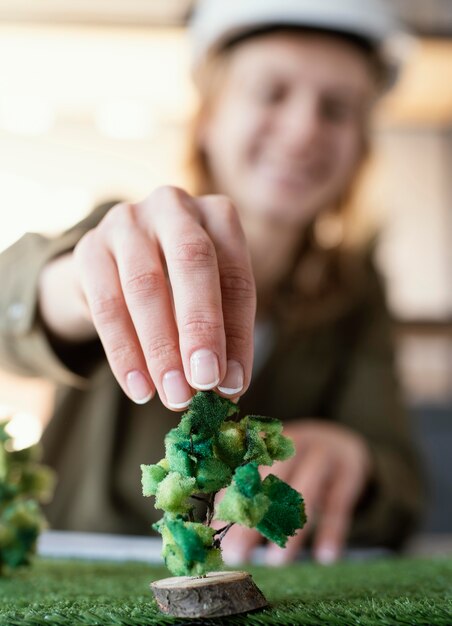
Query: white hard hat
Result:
<box><xmin>190</xmin><ymin>0</ymin><xmax>402</xmax><ymax>84</ymax></box>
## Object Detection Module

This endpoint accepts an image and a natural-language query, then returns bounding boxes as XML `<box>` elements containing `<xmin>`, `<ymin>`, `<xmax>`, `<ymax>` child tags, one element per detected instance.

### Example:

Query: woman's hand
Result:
<box><xmin>221</xmin><ymin>420</ymin><xmax>373</xmax><ymax>566</ymax></box>
<box><xmin>38</xmin><ymin>187</ymin><xmax>256</xmax><ymax>410</ymax></box>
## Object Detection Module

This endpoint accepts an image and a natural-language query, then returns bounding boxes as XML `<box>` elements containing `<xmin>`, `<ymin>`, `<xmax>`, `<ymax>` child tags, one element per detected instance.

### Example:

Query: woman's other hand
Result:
<box><xmin>38</xmin><ymin>187</ymin><xmax>256</xmax><ymax>409</ymax></box>
<box><xmin>221</xmin><ymin>420</ymin><xmax>372</xmax><ymax>566</ymax></box>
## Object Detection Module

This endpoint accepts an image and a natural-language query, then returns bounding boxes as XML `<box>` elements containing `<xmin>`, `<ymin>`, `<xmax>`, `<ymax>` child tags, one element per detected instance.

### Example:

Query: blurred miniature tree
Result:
<box><xmin>141</xmin><ymin>392</ymin><xmax>306</xmax><ymax>576</ymax></box>
<box><xmin>0</xmin><ymin>421</ymin><xmax>55</xmax><ymax>575</ymax></box>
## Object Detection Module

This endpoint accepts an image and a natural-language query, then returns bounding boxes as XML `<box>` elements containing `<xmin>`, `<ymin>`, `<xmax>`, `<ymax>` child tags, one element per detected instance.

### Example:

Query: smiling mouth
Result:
<box><xmin>256</xmin><ymin>160</ymin><xmax>327</xmax><ymax>189</ymax></box>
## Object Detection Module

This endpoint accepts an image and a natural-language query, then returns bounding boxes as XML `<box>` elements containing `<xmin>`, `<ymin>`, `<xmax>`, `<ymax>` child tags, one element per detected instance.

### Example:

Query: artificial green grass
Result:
<box><xmin>0</xmin><ymin>557</ymin><xmax>451</xmax><ymax>625</ymax></box>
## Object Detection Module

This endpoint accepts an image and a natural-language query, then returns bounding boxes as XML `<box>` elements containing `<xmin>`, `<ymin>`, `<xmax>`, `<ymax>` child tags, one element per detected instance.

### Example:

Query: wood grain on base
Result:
<box><xmin>151</xmin><ymin>570</ymin><xmax>268</xmax><ymax>618</ymax></box>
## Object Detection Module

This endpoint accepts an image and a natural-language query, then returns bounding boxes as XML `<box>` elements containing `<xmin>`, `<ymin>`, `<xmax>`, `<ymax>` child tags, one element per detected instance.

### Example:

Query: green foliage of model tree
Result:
<box><xmin>141</xmin><ymin>392</ymin><xmax>306</xmax><ymax>576</ymax></box>
<box><xmin>0</xmin><ymin>421</ymin><xmax>55</xmax><ymax>575</ymax></box>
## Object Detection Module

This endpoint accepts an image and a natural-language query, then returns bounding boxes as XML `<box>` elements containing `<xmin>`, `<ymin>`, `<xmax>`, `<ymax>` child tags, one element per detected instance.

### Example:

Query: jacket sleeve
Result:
<box><xmin>0</xmin><ymin>200</ymin><xmax>119</xmax><ymax>387</ymax></box>
<box><xmin>330</xmin><ymin>261</ymin><xmax>425</xmax><ymax>549</ymax></box>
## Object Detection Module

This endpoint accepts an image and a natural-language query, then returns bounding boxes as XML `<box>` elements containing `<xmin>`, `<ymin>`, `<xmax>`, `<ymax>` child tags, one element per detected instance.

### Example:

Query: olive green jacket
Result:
<box><xmin>0</xmin><ymin>202</ymin><xmax>424</xmax><ymax>547</ymax></box>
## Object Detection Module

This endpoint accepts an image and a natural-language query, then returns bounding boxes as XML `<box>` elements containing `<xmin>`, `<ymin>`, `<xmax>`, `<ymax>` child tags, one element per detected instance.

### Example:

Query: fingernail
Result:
<box><xmin>126</xmin><ymin>370</ymin><xmax>153</xmax><ymax>404</ymax></box>
<box><xmin>266</xmin><ymin>548</ymin><xmax>288</xmax><ymax>566</ymax></box>
<box><xmin>162</xmin><ymin>370</ymin><xmax>192</xmax><ymax>409</ymax></box>
<box><xmin>316</xmin><ymin>545</ymin><xmax>338</xmax><ymax>565</ymax></box>
<box><xmin>218</xmin><ymin>360</ymin><xmax>244</xmax><ymax>395</ymax></box>
<box><xmin>190</xmin><ymin>349</ymin><xmax>220</xmax><ymax>390</ymax></box>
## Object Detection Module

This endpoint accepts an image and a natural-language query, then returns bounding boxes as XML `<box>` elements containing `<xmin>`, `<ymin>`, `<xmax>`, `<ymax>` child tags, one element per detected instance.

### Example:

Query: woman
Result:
<box><xmin>0</xmin><ymin>0</ymin><xmax>422</xmax><ymax>566</ymax></box>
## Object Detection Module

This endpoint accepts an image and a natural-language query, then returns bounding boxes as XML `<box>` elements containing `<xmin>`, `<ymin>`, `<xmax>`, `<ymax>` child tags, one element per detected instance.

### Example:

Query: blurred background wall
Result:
<box><xmin>0</xmin><ymin>0</ymin><xmax>451</xmax><ymax>534</ymax></box>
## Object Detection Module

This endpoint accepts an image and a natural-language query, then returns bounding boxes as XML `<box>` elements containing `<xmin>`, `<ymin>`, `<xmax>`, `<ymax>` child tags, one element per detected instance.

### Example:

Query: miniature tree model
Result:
<box><xmin>141</xmin><ymin>391</ymin><xmax>306</xmax><ymax>617</ymax></box>
<box><xmin>0</xmin><ymin>421</ymin><xmax>54</xmax><ymax>575</ymax></box>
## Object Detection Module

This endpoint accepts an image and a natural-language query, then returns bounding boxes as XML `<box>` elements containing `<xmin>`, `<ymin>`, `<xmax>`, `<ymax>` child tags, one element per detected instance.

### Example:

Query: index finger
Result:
<box><xmin>141</xmin><ymin>187</ymin><xmax>227</xmax><ymax>391</ymax></box>
<box><xmin>197</xmin><ymin>195</ymin><xmax>256</xmax><ymax>397</ymax></box>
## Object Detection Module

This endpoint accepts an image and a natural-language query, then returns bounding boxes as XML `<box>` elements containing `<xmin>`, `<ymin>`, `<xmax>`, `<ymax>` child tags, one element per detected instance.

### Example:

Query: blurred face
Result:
<box><xmin>200</xmin><ymin>32</ymin><xmax>377</xmax><ymax>226</ymax></box>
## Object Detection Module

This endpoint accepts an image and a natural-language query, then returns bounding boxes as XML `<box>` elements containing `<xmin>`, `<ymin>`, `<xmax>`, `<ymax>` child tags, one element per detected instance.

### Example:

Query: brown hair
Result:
<box><xmin>184</xmin><ymin>29</ymin><xmax>381</xmax><ymax>329</ymax></box>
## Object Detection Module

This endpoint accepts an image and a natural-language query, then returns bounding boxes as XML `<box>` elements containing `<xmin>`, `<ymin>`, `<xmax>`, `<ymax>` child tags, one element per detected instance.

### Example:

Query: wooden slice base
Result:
<box><xmin>151</xmin><ymin>570</ymin><xmax>268</xmax><ymax>618</ymax></box>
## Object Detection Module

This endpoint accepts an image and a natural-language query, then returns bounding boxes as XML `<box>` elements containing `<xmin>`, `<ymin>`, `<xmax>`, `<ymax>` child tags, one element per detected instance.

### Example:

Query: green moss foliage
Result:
<box><xmin>195</xmin><ymin>457</ymin><xmax>232</xmax><ymax>492</ymax></box>
<box><xmin>141</xmin><ymin>391</ymin><xmax>306</xmax><ymax>576</ymax></box>
<box><xmin>140</xmin><ymin>461</ymin><xmax>168</xmax><ymax>497</ymax></box>
<box><xmin>256</xmin><ymin>474</ymin><xmax>307</xmax><ymax>547</ymax></box>
<box><xmin>215</xmin><ymin>463</ymin><xmax>270</xmax><ymax>528</ymax></box>
<box><xmin>155</xmin><ymin>515</ymin><xmax>222</xmax><ymax>577</ymax></box>
<box><xmin>242</xmin><ymin>416</ymin><xmax>295</xmax><ymax>465</ymax></box>
<box><xmin>0</xmin><ymin>421</ymin><xmax>55</xmax><ymax>575</ymax></box>
<box><xmin>185</xmin><ymin>391</ymin><xmax>239</xmax><ymax>438</ymax></box>
<box><xmin>154</xmin><ymin>473</ymin><xmax>196</xmax><ymax>515</ymax></box>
